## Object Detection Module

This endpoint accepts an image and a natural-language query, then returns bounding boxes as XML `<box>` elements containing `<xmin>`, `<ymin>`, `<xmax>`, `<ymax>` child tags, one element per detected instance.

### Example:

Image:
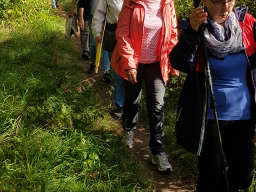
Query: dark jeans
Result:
<box><xmin>122</xmin><ymin>62</ymin><xmax>166</xmax><ymax>155</ymax></box>
<box><xmin>196</xmin><ymin>119</ymin><xmax>255</xmax><ymax>192</ymax></box>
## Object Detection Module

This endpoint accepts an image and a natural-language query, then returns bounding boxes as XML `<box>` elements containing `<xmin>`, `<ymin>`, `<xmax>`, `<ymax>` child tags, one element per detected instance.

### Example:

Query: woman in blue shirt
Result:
<box><xmin>169</xmin><ymin>0</ymin><xmax>256</xmax><ymax>191</ymax></box>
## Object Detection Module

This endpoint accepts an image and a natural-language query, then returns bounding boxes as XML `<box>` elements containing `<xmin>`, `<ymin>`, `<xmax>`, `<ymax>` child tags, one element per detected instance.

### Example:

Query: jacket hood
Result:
<box><xmin>233</xmin><ymin>6</ymin><xmax>248</xmax><ymax>22</ymax></box>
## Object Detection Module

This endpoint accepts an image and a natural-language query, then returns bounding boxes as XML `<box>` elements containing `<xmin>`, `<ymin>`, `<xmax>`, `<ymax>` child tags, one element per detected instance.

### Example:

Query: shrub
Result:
<box><xmin>174</xmin><ymin>0</ymin><xmax>256</xmax><ymax>21</ymax></box>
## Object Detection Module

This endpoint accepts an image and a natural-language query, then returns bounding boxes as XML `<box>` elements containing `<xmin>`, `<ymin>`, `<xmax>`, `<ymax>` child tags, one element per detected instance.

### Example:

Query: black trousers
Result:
<box><xmin>122</xmin><ymin>62</ymin><xmax>166</xmax><ymax>155</ymax></box>
<box><xmin>196</xmin><ymin>119</ymin><xmax>255</xmax><ymax>192</ymax></box>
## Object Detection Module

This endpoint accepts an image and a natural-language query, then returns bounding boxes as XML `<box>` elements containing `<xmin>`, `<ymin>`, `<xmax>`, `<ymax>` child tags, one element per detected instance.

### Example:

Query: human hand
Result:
<box><xmin>189</xmin><ymin>7</ymin><xmax>207</xmax><ymax>31</ymax></box>
<box><xmin>79</xmin><ymin>20</ymin><xmax>84</xmax><ymax>30</ymax></box>
<box><xmin>126</xmin><ymin>69</ymin><xmax>137</xmax><ymax>84</ymax></box>
<box><xmin>69</xmin><ymin>11</ymin><xmax>74</xmax><ymax>18</ymax></box>
<box><xmin>95</xmin><ymin>36</ymin><xmax>102</xmax><ymax>46</ymax></box>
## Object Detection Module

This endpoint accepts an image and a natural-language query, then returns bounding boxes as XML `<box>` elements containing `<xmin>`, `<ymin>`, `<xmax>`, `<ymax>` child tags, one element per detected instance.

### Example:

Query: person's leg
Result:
<box><xmin>77</xmin><ymin>6</ymin><xmax>89</xmax><ymax>59</ymax></box>
<box><xmin>122</xmin><ymin>64</ymin><xmax>145</xmax><ymax>148</ymax></box>
<box><xmin>224</xmin><ymin>120</ymin><xmax>254</xmax><ymax>191</ymax></box>
<box><xmin>196</xmin><ymin>119</ymin><xmax>255</xmax><ymax>192</ymax></box>
<box><xmin>113</xmin><ymin>72</ymin><xmax>124</xmax><ymax>107</ymax></box>
<box><xmin>196</xmin><ymin>119</ymin><xmax>224</xmax><ymax>192</ymax></box>
<box><xmin>143</xmin><ymin>62</ymin><xmax>166</xmax><ymax>155</ymax></box>
<box><xmin>122</xmin><ymin>79</ymin><xmax>142</xmax><ymax>148</ymax></box>
<box><xmin>87</xmin><ymin>15</ymin><xmax>97</xmax><ymax>73</ymax></box>
<box><xmin>123</xmin><ymin>80</ymin><xmax>142</xmax><ymax>132</ymax></box>
<box><xmin>87</xmin><ymin>16</ymin><xmax>96</xmax><ymax>63</ymax></box>
<box><xmin>143</xmin><ymin>62</ymin><xmax>172</xmax><ymax>172</ymax></box>
<box><xmin>102</xmin><ymin>51</ymin><xmax>112</xmax><ymax>84</ymax></box>
<box><xmin>108</xmin><ymin>52</ymin><xmax>125</xmax><ymax>116</ymax></box>
<box><xmin>103</xmin><ymin>50</ymin><xmax>110</xmax><ymax>71</ymax></box>
<box><xmin>52</xmin><ymin>0</ymin><xmax>56</xmax><ymax>8</ymax></box>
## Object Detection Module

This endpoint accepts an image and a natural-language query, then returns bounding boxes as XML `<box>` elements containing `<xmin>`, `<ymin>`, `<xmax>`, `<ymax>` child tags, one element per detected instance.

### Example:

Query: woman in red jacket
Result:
<box><xmin>111</xmin><ymin>0</ymin><xmax>179</xmax><ymax>172</ymax></box>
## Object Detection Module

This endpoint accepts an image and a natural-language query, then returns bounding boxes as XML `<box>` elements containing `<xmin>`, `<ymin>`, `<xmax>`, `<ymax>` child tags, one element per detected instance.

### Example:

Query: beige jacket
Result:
<box><xmin>92</xmin><ymin>0</ymin><xmax>124</xmax><ymax>38</ymax></box>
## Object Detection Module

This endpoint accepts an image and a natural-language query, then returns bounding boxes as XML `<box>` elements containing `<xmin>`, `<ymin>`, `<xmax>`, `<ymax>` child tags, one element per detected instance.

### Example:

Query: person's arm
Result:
<box><xmin>249</xmin><ymin>14</ymin><xmax>256</xmax><ymax>42</ymax></box>
<box><xmin>116</xmin><ymin>1</ymin><xmax>136</xmax><ymax>70</ymax></box>
<box><xmin>254</xmin><ymin>21</ymin><xmax>256</xmax><ymax>42</ymax></box>
<box><xmin>168</xmin><ymin>1</ymin><xmax>178</xmax><ymax>52</ymax></box>
<box><xmin>79</xmin><ymin>7</ymin><xmax>84</xmax><ymax>30</ymax></box>
<box><xmin>115</xmin><ymin>0</ymin><xmax>138</xmax><ymax>83</ymax></box>
<box><xmin>69</xmin><ymin>0</ymin><xmax>77</xmax><ymax>18</ymax></box>
<box><xmin>169</xmin><ymin>7</ymin><xmax>206</xmax><ymax>74</ymax></box>
<box><xmin>92</xmin><ymin>0</ymin><xmax>107</xmax><ymax>46</ymax></box>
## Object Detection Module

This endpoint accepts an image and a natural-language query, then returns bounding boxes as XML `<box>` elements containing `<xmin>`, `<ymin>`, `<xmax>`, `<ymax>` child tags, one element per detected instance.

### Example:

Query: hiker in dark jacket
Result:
<box><xmin>169</xmin><ymin>0</ymin><xmax>256</xmax><ymax>191</ymax></box>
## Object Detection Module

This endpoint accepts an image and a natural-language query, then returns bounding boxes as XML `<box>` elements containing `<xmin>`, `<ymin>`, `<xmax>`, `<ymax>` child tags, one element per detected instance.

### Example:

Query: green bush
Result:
<box><xmin>0</xmin><ymin>0</ymin><xmax>151</xmax><ymax>191</ymax></box>
<box><xmin>237</xmin><ymin>0</ymin><xmax>256</xmax><ymax>16</ymax></box>
<box><xmin>174</xmin><ymin>0</ymin><xmax>256</xmax><ymax>21</ymax></box>
<box><xmin>0</xmin><ymin>0</ymin><xmax>49</xmax><ymax>23</ymax></box>
<box><xmin>174</xmin><ymin>0</ymin><xmax>194</xmax><ymax>21</ymax></box>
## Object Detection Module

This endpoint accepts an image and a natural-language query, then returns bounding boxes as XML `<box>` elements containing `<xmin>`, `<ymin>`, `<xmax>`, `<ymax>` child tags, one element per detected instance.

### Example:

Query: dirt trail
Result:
<box><xmin>57</xmin><ymin>8</ymin><xmax>196</xmax><ymax>192</ymax></box>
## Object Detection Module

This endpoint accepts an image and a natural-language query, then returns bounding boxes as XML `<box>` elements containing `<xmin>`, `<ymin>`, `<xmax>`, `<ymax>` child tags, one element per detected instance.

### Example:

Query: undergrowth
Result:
<box><xmin>0</xmin><ymin>1</ymin><xmax>150</xmax><ymax>191</ymax></box>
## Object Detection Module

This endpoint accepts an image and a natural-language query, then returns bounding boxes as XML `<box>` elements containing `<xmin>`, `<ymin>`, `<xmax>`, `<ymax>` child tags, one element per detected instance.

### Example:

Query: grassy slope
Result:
<box><xmin>0</xmin><ymin>1</ymin><xmax>150</xmax><ymax>191</ymax></box>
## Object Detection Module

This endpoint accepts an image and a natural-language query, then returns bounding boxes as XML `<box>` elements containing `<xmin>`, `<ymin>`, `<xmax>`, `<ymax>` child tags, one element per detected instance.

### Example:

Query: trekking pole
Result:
<box><xmin>95</xmin><ymin>5</ymin><xmax>110</xmax><ymax>73</ymax></box>
<box><xmin>192</xmin><ymin>0</ymin><xmax>229</xmax><ymax>191</ymax></box>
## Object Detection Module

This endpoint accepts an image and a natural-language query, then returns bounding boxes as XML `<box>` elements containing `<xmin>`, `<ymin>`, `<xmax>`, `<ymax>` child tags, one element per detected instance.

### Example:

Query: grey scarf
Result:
<box><xmin>204</xmin><ymin>11</ymin><xmax>244</xmax><ymax>58</ymax></box>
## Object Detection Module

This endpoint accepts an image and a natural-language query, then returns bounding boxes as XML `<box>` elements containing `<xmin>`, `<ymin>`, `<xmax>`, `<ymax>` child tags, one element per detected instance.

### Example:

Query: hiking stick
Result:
<box><xmin>192</xmin><ymin>0</ymin><xmax>229</xmax><ymax>191</ymax></box>
<box><xmin>95</xmin><ymin>5</ymin><xmax>110</xmax><ymax>73</ymax></box>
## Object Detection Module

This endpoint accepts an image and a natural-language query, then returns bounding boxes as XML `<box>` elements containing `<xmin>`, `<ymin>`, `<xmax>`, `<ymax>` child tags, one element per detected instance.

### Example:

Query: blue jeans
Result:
<box><xmin>108</xmin><ymin>52</ymin><xmax>124</xmax><ymax>107</ymax></box>
<box><xmin>88</xmin><ymin>16</ymin><xmax>110</xmax><ymax>71</ymax></box>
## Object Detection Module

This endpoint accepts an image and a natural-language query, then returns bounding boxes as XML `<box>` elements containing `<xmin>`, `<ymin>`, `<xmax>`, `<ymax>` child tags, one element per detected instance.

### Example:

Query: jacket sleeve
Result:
<box><xmin>251</xmin><ymin>15</ymin><xmax>256</xmax><ymax>42</ymax></box>
<box><xmin>169</xmin><ymin>18</ymin><xmax>200</xmax><ymax>74</ymax></box>
<box><xmin>116</xmin><ymin>0</ymin><xmax>136</xmax><ymax>70</ymax></box>
<box><xmin>168</xmin><ymin>1</ymin><xmax>178</xmax><ymax>51</ymax></box>
<box><xmin>92</xmin><ymin>0</ymin><xmax>107</xmax><ymax>38</ymax></box>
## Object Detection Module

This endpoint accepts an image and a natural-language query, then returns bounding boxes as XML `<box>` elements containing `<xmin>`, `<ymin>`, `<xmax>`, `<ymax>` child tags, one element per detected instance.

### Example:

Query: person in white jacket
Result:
<box><xmin>92</xmin><ymin>0</ymin><xmax>125</xmax><ymax>117</ymax></box>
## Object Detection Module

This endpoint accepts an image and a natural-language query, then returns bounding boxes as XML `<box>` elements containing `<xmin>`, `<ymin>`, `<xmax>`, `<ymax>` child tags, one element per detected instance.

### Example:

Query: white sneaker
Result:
<box><xmin>152</xmin><ymin>152</ymin><xmax>173</xmax><ymax>172</ymax></box>
<box><xmin>123</xmin><ymin>130</ymin><xmax>133</xmax><ymax>148</ymax></box>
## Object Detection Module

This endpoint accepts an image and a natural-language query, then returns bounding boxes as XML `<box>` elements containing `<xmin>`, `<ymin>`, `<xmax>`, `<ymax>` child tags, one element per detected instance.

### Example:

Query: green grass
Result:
<box><xmin>0</xmin><ymin>1</ymin><xmax>151</xmax><ymax>191</ymax></box>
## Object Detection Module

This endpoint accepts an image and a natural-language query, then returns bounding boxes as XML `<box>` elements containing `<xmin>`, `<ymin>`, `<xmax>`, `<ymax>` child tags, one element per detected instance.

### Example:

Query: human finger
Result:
<box><xmin>95</xmin><ymin>36</ymin><xmax>102</xmax><ymax>46</ymax></box>
<box><xmin>69</xmin><ymin>12</ymin><xmax>74</xmax><ymax>18</ymax></box>
<box><xmin>189</xmin><ymin>8</ymin><xmax>207</xmax><ymax>31</ymax></box>
<box><xmin>79</xmin><ymin>21</ymin><xmax>84</xmax><ymax>30</ymax></box>
<box><xmin>126</xmin><ymin>69</ymin><xmax>137</xmax><ymax>84</ymax></box>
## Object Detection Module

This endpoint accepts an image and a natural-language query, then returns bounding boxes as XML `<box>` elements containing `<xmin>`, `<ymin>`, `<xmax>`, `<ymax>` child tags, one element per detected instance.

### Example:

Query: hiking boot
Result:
<box><xmin>152</xmin><ymin>152</ymin><xmax>173</xmax><ymax>172</ymax></box>
<box><xmin>87</xmin><ymin>63</ymin><xmax>95</xmax><ymax>74</ymax></box>
<box><xmin>114</xmin><ymin>105</ymin><xmax>122</xmax><ymax>118</ymax></box>
<box><xmin>123</xmin><ymin>130</ymin><xmax>133</xmax><ymax>148</ymax></box>
<box><xmin>103</xmin><ymin>70</ymin><xmax>112</xmax><ymax>84</ymax></box>
<box><xmin>82</xmin><ymin>51</ymin><xmax>90</xmax><ymax>60</ymax></box>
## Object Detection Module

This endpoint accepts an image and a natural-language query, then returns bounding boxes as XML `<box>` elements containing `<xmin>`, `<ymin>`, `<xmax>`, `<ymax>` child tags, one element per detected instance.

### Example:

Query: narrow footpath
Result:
<box><xmin>57</xmin><ymin>8</ymin><xmax>196</xmax><ymax>192</ymax></box>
